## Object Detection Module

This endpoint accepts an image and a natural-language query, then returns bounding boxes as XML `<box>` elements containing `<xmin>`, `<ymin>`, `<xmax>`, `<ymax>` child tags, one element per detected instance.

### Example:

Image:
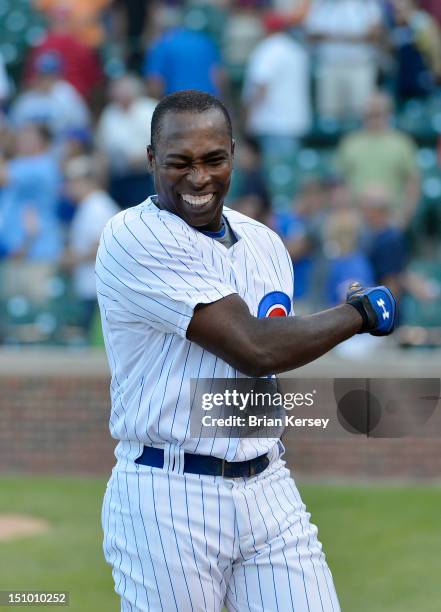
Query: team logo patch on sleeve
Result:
<box><xmin>257</xmin><ymin>291</ymin><xmax>291</xmax><ymax>318</ymax></box>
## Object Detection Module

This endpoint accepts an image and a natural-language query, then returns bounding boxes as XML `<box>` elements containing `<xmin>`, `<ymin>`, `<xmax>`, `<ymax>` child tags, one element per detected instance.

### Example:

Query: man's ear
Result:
<box><xmin>231</xmin><ymin>139</ymin><xmax>235</xmax><ymax>160</ymax></box>
<box><xmin>147</xmin><ymin>145</ymin><xmax>155</xmax><ymax>173</ymax></box>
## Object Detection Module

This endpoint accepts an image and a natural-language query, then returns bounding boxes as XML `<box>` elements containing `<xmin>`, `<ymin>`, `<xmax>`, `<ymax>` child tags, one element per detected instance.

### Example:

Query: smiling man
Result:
<box><xmin>146</xmin><ymin>93</ymin><xmax>234</xmax><ymax>232</ymax></box>
<box><xmin>96</xmin><ymin>90</ymin><xmax>396</xmax><ymax>612</ymax></box>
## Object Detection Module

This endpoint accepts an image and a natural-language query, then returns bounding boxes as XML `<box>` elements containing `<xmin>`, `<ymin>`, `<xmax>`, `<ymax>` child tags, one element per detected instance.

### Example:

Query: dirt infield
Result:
<box><xmin>0</xmin><ymin>515</ymin><xmax>50</xmax><ymax>542</ymax></box>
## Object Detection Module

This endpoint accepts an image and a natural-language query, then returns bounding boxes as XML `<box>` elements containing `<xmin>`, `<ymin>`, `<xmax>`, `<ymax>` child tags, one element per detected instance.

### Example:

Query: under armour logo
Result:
<box><xmin>376</xmin><ymin>298</ymin><xmax>390</xmax><ymax>320</ymax></box>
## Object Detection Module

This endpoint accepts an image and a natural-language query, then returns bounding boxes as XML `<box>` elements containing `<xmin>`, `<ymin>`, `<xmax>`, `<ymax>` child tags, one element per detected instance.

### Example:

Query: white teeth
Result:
<box><xmin>182</xmin><ymin>193</ymin><xmax>214</xmax><ymax>206</ymax></box>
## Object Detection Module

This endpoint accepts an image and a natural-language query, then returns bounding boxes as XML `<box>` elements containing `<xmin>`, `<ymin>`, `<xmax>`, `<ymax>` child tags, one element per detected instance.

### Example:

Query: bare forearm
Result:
<box><xmin>257</xmin><ymin>305</ymin><xmax>361</xmax><ymax>374</ymax></box>
<box><xmin>188</xmin><ymin>297</ymin><xmax>363</xmax><ymax>377</ymax></box>
<box><xmin>242</xmin><ymin>305</ymin><xmax>362</xmax><ymax>376</ymax></box>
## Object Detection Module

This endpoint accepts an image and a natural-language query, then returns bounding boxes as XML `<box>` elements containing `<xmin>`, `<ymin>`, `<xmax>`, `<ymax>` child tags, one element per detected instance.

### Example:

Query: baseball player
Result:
<box><xmin>96</xmin><ymin>90</ymin><xmax>396</xmax><ymax>611</ymax></box>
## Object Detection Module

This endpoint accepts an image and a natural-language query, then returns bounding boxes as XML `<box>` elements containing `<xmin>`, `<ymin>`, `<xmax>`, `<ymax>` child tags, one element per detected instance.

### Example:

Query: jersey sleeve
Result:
<box><xmin>95</xmin><ymin>210</ymin><xmax>237</xmax><ymax>337</ymax></box>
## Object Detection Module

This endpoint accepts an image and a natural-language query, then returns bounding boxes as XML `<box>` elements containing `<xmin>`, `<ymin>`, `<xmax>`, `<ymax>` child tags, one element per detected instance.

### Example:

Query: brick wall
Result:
<box><xmin>0</xmin><ymin>376</ymin><xmax>115</xmax><ymax>475</ymax></box>
<box><xmin>0</xmin><ymin>366</ymin><xmax>440</xmax><ymax>479</ymax></box>
<box><xmin>283</xmin><ymin>437</ymin><xmax>441</xmax><ymax>481</ymax></box>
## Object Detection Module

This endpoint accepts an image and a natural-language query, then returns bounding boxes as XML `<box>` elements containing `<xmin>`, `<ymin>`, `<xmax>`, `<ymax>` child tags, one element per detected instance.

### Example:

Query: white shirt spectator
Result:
<box><xmin>306</xmin><ymin>0</ymin><xmax>382</xmax><ymax>119</ymax></box>
<box><xmin>10</xmin><ymin>79</ymin><xmax>90</xmax><ymax>136</ymax></box>
<box><xmin>69</xmin><ymin>189</ymin><xmax>119</xmax><ymax>299</ymax></box>
<box><xmin>243</xmin><ymin>32</ymin><xmax>311</xmax><ymax>137</ymax></box>
<box><xmin>306</xmin><ymin>0</ymin><xmax>382</xmax><ymax>65</ymax></box>
<box><xmin>95</xmin><ymin>97</ymin><xmax>157</xmax><ymax>174</ymax></box>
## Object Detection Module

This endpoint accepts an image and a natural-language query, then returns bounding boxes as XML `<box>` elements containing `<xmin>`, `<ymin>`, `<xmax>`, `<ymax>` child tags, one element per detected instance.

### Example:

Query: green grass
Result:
<box><xmin>0</xmin><ymin>477</ymin><xmax>118</xmax><ymax>612</ymax></box>
<box><xmin>299</xmin><ymin>483</ymin><xmax>441</xmax><ymax>612</ymax></box>
<box><xmin>0</xmin><ymin>478</ymin><xmax>439</xmax><ymax>612</ymax></box>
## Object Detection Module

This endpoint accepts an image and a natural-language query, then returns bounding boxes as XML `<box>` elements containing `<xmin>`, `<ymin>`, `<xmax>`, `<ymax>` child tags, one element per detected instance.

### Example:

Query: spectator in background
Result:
<box><xmin>0</xmin><ymin>123</ymin><xmax>62</xmax><ymax>261</ymax></box>
<box><xmin>34</xmin><ymin>0</ymin><xmax>111</xmax><ymax>48</ymax></box>
<box><xmin>242</xmin><ymin>13</ymin><xmax>311</xmax><ymax>182</ymax></box>
<box><xmin>10</xmin><ymin>52</ymin><xmax>90</xmax><ymax>148</ymax></box>
<box><xmin>61</xmin><ymin>128</ymin><xmax>94</xmax><ymax>166</ymax></box>
<box><xmin>324</xmin><ymin>208</ymin><xmax>375</xmax><ymax>306</ymax></box>
<box><xmin>95</xmin><ymin>74</ymin><xmax>156</xmax><ymax>207</ymax></box>
<box><xmin>57</xmin><ymin>128</ymin><xmax>95</xmax><ymax>226</ymax></box>
<box><xmin>111</xmin><ymin>0</ymin><xmax>151</xmax><ymax>72</ymax></box>
<box><xmin>143</xmin><ymin>6</ymin><xmax>226</xmax><ymax>99</ymax></box>
<box><xmin>274</xmin><ymin>178</ymin><xmax>328</xmax><ymax>309</ymax></box>
<box><xmin>25</xmin><ymin>6</ymin><xmax>103</xmax><ymax>103</ymax></box>
<box><xmin>390</xmin><ymin>0</ymin><xmax>441</xmax><ymax>102</ymax></box>
<box><xmin>61</xmin><ymin>156</ymin><xmax>119</xmax><ymax>334</ymax></box>
<box><xmin>222</xmin><ymin>4</ymin><xmax>264</xmax><ymax>82</ymax></box>
<box><xmin>336</xmin><ymin>90</ymin><xmax>420</xmax><ymax>228</ymax></box>
<box><xmin>306</xmin><ymin>0</ymin><xmax>383</xmax><ymax>121</ymax></box>
<box><xmin>359</xmin><ymin>184</ymin><xmax>408</xmax><ymax>297</ymax></box>
<box><xmin>323</xmin><ymin>207</ymin><xmax>379</xmax><ymax>355</ymax></box>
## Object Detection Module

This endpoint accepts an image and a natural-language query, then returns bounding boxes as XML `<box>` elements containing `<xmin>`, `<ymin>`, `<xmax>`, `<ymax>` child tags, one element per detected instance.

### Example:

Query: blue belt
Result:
<box><xmin>135</xmin><ymin>446</ymin><xmax>270</xmax><ymax>478</ymax></box>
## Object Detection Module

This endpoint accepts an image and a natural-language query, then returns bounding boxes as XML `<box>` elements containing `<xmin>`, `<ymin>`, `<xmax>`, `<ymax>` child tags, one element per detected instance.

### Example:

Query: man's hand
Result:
<box><xmin>346</xmin><ymin>282</ymin><xmax>397</xmax><ymax>336</ymax></box>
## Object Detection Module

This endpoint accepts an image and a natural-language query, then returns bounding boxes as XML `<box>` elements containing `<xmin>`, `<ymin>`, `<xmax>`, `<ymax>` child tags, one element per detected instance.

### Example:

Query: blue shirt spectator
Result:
<box><xmin>273</xmin><ymin>211</ymin><xmax>313</xmax><ymax>300</ymax></box>
<box><xmin>327</xmin><ymin>251</ymin><xmax>375</xmax><ymax>305</ymax></box>
<box><xmin>0</xmin><ymin>125</ymin><xmax>62</xmax><ymax>261</ymax></box>
<box><xmin>323</xmin><ymin>207</ymin><xmax>375</xmax><ymax>306</ymax></box>
<box><xmin>144</xmin><ymin>27</ymin><xmax>223</xmax><ymax>97</ymax></box>
<box><xmin>367</xmin><ymin>226</ymin><xmax>407</xmax><ymax>282</ymax></box>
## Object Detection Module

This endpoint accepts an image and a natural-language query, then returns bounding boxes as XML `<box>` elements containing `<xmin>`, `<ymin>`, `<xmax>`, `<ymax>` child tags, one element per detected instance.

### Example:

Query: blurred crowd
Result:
<box><xmin>0</xmin><ymin>0</ymin><xmax>441</xmax><ymax>348</ymax></box>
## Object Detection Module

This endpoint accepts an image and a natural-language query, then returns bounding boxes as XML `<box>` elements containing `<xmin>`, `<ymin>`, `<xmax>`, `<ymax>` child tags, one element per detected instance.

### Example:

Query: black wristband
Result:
<box><xmin>346</xmin><ymin>295</ymin><xmax>377</xmax><ymax>333</ymax></box>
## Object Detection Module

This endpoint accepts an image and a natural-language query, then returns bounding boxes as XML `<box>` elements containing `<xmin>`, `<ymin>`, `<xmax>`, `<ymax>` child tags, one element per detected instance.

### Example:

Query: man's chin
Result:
<box><xmin>181</xmin><ymin>199</ymin><xmax>223</xmax><ymax>231</ymax></box>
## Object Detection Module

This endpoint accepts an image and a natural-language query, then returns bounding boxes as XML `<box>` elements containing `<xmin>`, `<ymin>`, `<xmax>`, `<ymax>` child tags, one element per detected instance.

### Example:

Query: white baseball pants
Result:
<box><xmin>102</xmin><ymin>448</ymin><xmax>341</xmax><ymax>612</ymax></box>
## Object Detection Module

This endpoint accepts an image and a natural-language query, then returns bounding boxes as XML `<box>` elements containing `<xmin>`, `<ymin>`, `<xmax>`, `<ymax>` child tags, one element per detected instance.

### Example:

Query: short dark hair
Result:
<box><xmin>150</xmin><ymin>89</ymin><xmax>232</xmax><ymax>151</ymax></box>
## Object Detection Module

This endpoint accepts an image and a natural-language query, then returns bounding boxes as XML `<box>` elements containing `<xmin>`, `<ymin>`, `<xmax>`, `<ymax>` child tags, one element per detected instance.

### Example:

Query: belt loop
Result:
<box><xmin>175</xmin><ymin>446</ymin><xmax>185</xmax><ymax>475</ymax></box>
<box><xmin>162</xmin><ymin>444</ymin><xmax>174</xmax><ymax>472</ymax></box>
<box><xmin>164</xmin><ymin>444</ymin><xmax>185</xmax><ymax>474</ymax></box>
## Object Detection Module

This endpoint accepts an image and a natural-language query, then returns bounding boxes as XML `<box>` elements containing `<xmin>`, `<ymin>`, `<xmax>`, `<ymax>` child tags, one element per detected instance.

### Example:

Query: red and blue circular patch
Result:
<box><xmin>257</xmin><ymin>291</ymin><xmax>291</xmax><ymax>318</ymax></box>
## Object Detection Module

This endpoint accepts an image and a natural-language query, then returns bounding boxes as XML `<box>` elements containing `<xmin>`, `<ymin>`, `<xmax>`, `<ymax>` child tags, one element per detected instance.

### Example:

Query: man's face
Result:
<box><xmin>147</xmin><ymin>109</ymin><xmax>234</xmax><ymax>232</ymax></box>
<box><xmin>363</xmin><ymin>96</ymin><xmax>391</xmax><ymax>131</ymax></box>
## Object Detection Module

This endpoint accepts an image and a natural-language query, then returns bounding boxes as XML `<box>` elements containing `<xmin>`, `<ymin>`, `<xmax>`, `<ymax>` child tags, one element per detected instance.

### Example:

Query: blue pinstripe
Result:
<box><xmin>139</xmin><ymin>212</ymin><xmax>227</xmax><ymax>298</ymax></box>
<box><xmin>271</xmin><ymin>476</ymin><xmax>310</xmax><ymax>611</ymax></box>
<box><xmin>96</xmin><ymin>263</ymin><xmax>190</xmax><ymax>332</ymax></box>
<box><xmin>184</xmin><ymin>477</ymin><xmax>208</xmax><ymax>610</ymax></box>
<box><xmin>241</xmin><ymin>491</ymin><xmax>265</xmax><ymax>609</ymax></box>
<box><xmin>136</xmin><ymin>469</ymin><xmax>162</xmax><ymax>611</ymax></box>
<box><xmin>167</xmin><ymin>473</ymin><xmax>195</xmax><ymax>610</ymax></box>
<box><xmin>262</xmin><ymin>482</ymin><xmax>296</xmax><ymax>611</ymax></box>
<box><xmin>115</xmin><ymin>470</ymin><xmax>129</xmax><ymax>597</ymax></box>
<box><xmin>170</xmin><ymin>342</ymin><xmax>192</xmax><ymax>441</ymax></box>
<box><xmin>150</xmin><ymin>471</ymin><xmax>179</xmax><ymax>611</ymax></box>
<box><xmin>106</xmin><ymin>223</ymin><xmax>194</xmax><ymax>301</ymax></box>
<box><xmin>200</xmin><ymin>479</ymin><xmax>217</xmax><ymax>609</ymax></box>
<box><xmin>156</xmin><ymin>211</ymin><xmax>240</xmax><ymax>300</ymax></box>
<box><xmin>153</xmin><ymin>338</ymin><xmax>176</xmax><ymax>438</ymax></box>
<box><xmin>286</xmin><ymin>479</ymin><xmax>325</xmax><ymax>612</ymax></box>
<box><xmin>123</xmin><ymin>466</ymin><xmax>140</xmax><ymax>608</ymax></box>
<box><xmin>147</xmin><ymin>335</ymin><xmax>174</xmax><ymax>438</ymax></box>
<box><xmin>250</xmin><ymin>487</ymin><xmax>280</xmax><ymax>611</ymax></box>
<box><xmin>126</xmin><ymin>214</ymin><xmax>203</xmax><ymax>293</ymax></box>
<box><xmin>96</xmin><ymin>254</ymin><xmax>190</xmax><ymax>325</ymax></box>
<box><xmin>183</xmin><ymin>349</ymin><xmax>206</xmax><ymax>453</ymax></box>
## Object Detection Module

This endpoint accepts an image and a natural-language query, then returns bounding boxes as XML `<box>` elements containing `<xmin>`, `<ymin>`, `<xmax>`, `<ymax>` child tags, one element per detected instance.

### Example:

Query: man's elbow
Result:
<box><xmin>233</xmin><ymin>344</ymin><xmax>276</xmax><ymax>378</ymax></box>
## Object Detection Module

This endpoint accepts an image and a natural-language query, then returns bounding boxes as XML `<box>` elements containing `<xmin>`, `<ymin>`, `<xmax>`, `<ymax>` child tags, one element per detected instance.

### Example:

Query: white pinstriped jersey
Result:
<box><xmin>96</xmin><ymin>196</ymin><xmax>295</xmax><ymax>463</ymax></box>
